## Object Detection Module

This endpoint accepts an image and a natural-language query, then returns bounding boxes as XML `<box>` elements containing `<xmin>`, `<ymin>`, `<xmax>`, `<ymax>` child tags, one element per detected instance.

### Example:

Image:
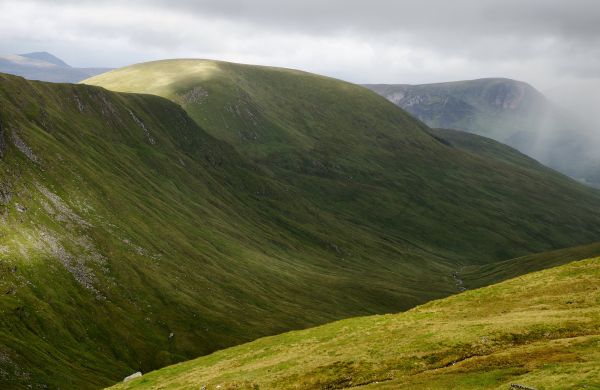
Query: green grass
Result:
<box><xmin>109</xmin><ymin>256</ymin><xmax>600</xmax><ymax>390</ymax></box>
<box><xmin>0</xmin><ymin>58</ymin><xmax>599</xmax><ymax>389</ymax></box>
<box><xmin>85</xmin><ymin>60</ymin><xmax>600</xmax><ymax>263</ymax></box>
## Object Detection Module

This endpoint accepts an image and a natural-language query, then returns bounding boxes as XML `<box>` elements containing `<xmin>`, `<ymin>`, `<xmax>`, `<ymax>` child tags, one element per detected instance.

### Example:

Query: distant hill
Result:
<box><xmin>109</xmin><ymin>251</ymin><xmax>600</xmax><ymax>390</ymax></box>
<box><xmin>366</xmin><ymin>79</ymin><xmax>600</xmax><ymax>187</ymax></box>
<box><xmin>20</xmin><ymin>52</ymin><xmax>71</xmax><ymax>67</ymax></box>
<box><xmin>0</xmin><ymin>51</ymin><xmax>111</xmax><ymax>83</ymax></box>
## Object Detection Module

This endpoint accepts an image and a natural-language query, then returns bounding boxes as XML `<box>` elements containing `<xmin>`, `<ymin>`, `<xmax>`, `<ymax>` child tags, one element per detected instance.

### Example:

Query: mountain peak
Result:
<box><xmin>19</xmin><ymin>52</ymin><xmax>70</xmax><ymax>67</ymax></box>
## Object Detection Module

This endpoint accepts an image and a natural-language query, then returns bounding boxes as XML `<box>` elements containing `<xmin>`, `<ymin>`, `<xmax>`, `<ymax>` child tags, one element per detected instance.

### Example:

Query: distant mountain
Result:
<box><xmin>365</xmin><ymin>79</ymin><xmax>600</xmax><ymax>187</ymax></box>
<box><xmin>20</xmin><ymin>51</ymin><xmax>70</xmax><ymax>67</ymax></box>
<box><xmin>0</xmin><ymin>51</ymin><xmax>112</xmax><ymax>83</ymax></box>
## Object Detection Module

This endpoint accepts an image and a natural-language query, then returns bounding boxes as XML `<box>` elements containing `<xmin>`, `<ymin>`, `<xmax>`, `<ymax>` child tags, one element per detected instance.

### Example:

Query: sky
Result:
<box><xmin>0</xmin><ymin>0</ymin><xmax>599</xmax><ymax>112</ymax></box>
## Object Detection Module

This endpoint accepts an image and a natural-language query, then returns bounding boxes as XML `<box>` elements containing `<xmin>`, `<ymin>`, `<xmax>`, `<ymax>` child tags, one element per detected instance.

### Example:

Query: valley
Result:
<box><xmin>0</xmin><ymin>59</ymin><xmax>599</xmax><ymax>389</ymax></box>
<box><xmin>2</xmin><ymin>1</ymin><xmax>599</xmax><ymax>388</ymax></box>
<box><xmin>110</xmin><ymin>252</ymin><xmax>600</xmax><ymax>389</ymax></box>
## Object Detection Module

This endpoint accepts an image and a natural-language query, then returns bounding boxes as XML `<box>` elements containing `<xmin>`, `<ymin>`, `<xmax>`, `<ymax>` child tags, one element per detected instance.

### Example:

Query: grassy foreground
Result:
<box><xmin>111</xmin><ymin>255</ymin><xmax>600</xmax><ymax>390</ymax></box>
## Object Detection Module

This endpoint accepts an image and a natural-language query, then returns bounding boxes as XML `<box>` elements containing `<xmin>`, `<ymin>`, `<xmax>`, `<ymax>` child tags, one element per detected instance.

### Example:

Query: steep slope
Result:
<box><xmin>426</xmin><ymin>128</ymin><xmax>555</xmax><ymax>172</ymax></box>
<box><xmin>110</xmin><ymin>254</ymin><xmax>600</xmax><ymax>390</ymax></box>
<box><xmin>2</xmin><ymin>63</ymin><xmax>600</xmax><ymax>389</ymax></box>
<box><xmin>366</xmin><ymin>79</ymin><xmax>600</xmax><ymax>186</ymax></box>
<box><xmin>85</xmin><ymin>60</ymin><xmax>600</xmax><ymax>263</ymax></box>
<box><xmin>0</xmin><ymin>52</ymin><xmax>111</xmax><ymax>83</ymax></box>
<box><xmin>0</xmin><ymin>73</ymin><xmax>462</xmax><ymax>389</ymax></box>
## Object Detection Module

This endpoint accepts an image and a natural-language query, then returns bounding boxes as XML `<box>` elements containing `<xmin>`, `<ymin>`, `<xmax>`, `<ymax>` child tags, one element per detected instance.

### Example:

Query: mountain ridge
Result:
<box><xmin>365</xmin><ymin>78</ymin><xmax>600</xmax><ymax>186</ymax></box>
<box><xmin>1</xmin><ymin>59</ymin><xmax>600</xmax><ymax>388</ymax></box>
<box><xmin>85</xmin><ymin>60</ymin><xmax>600</xmax><ymax>262</ymax></box>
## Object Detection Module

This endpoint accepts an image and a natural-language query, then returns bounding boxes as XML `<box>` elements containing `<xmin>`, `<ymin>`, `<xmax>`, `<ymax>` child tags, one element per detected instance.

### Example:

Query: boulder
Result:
<box><xmin>123</xmin><ymin>371</ymin><xmax>142</xmax><ymax>382</ymax></box>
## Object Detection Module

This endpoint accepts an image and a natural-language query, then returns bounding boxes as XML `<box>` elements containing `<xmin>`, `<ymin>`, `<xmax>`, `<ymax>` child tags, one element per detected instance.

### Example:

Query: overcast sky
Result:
<box><xmin>0</xmin><ymin>0</ymin><xmax>599</xmax><ymax>103</ymax></box>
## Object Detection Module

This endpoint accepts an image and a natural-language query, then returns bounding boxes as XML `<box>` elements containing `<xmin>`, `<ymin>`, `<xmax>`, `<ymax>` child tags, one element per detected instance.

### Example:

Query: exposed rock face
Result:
<box><xmin>11</xmin><ymin>131</ymin><xmax>39</xmax><ymax>163</ymax></box>
<box><xmin>484</xmin><ymin>81</ymin><xmax>526</xmax><ymax>110</ymax></box>
<box><xmin>128</xmin><ymin>109</ymin><xmax>156</xmax><ymax>145</ymax></box>
<box><xmin>175</xmin><ymin>86</ymin><xmax>208</xmax><ymax>106</ymax></box>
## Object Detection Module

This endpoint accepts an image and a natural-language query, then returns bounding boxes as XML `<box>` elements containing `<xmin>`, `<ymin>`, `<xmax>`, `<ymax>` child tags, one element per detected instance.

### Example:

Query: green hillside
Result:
<box><xmin>365</xmin><ymin>79</ymin><xmax>600</xmax><ymax>186</ymax></box>
<box><xmin>0</xmin><ymin>59</ymin><xmax>599</xmax><ymax>389</ymax></box>
<box><xmin>110</xmin><ymin>254</ymin><xmax>600</xmax><ymax>390</ymax></box>
<box><xmin>1</xmin><ymin>73</ymin><xmax>460</xmax><ymax>388</ymax></box>
<box><xmin>85</xmin><ymin>60</ymin><xmax>600</xmax><ymax>263</ymax></box>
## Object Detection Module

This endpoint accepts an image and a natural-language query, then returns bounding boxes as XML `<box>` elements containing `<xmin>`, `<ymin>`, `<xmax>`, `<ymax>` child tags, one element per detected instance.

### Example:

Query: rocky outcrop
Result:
<box><xmin>11</xmin><ymin>130</ymin><xmax>39</xmax><ymax>163</ymax></box>
<box><xmin>123</xmin><ymin>372</ymin><xmax>142</xmax><ymax>382</ymax></box>
<box><xmin>128</xmin><ymin>109</ymin><xmax>156</xmax><ymax>145</ymax></box>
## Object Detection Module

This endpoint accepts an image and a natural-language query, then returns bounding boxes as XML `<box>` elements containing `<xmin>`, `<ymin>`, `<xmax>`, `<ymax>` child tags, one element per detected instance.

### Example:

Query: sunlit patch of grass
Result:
<box><xmin>110</xmin><ymin>258</ymin><xmax>600</xmax><ymax>390</ymax></box>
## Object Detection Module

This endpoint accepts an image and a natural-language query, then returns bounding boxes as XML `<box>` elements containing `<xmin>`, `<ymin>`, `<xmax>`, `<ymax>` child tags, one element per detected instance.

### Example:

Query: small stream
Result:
<box><xmin>452</xmin><ymin>267</ymin><xmax>467</xmax><ymax>292</ymax></box>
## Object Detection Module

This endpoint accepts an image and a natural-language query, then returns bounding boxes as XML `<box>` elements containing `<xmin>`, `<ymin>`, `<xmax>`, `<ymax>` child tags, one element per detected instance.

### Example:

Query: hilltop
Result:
<box><xmin>85</xmin><ymin>60</ymin><xmax>600</xmax><ymax>262</ymax></box>
<box><xmin>110</xmin><ymin>253</ymin><xmax>600</xmax><ymax>390</ymax></box>
<box><xmin>365</xmin><ymin>79</ymin><xmax>600</xmax><ymax>186</ymax></box>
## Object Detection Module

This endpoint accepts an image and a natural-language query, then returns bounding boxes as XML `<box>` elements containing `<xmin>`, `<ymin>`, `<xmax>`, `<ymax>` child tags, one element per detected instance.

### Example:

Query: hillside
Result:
<box><xmin>0</xmin><ymin>52</ymin><xmax>111</xmax><ymax>83</ymax></box>
<box><xmin>3</xmin><ymin>72</ymin><xmax>456</xmax><ymax>388</ymax></box>
<box><xmin>1</xmin><ymin>61</ymin><xmax>600</xmax><ymax>389</ymax></box>
<box><xmin>109</xmin><ymin>254</ymin><xmax>600</xmax><ymax>390</ymax></box>
<box><xmin>85</xmin><ymin>60</ymin><xmax>600</xmax><ymax>263</ymax></box>
<box><xmin>366</xmin><ymin>79</ymin><xmax>600</xmax><ymax>186</ymax></box>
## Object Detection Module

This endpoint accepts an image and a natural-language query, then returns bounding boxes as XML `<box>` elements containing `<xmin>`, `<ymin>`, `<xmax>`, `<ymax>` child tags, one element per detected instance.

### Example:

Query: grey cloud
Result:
<box><xmin>126</xmin><ymin>0</ymin><xmax>600</xmax><ymax>38</ymax></box>
<box><xmin>0</xmin><ymin>0</ymin><xmax>599</xmax><ymax>89</ymax></box>
<box><xmin>17</xmin><ymin>0</ymin><xmax>600</xmax><ymax>38</ymax></box>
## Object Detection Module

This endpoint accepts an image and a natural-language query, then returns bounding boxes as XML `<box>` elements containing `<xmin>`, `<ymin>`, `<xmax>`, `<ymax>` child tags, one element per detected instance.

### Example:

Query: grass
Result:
<box><xmin>0</xmin><ymin>58</ymin><xmax>598</xmax><ymax>389</ymax></box>
<box><xmin>109</xmin><ymin>256</ymin><xmax>600</xmax><ymax>390</ymax></box>
<box><xmin>85</xmin><ymin>60</ymin><xmax>600</xmax><ymax>263</ymax></box>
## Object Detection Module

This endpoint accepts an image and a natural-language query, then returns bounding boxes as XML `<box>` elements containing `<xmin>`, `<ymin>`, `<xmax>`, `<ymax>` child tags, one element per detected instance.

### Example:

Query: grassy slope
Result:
<box><xmin>0</xmin><ymin>62</ymin><xmax>599</xmax><ymax>389</ymax></box>
<box><xmin>462</xmin><ymin>241</ymin><xmax>600</xmax><ymax>289</ymax></box>
<box><xmin>426</xmin><ymin>128</ymin><xmax>553</xmax><ymax>171</ymax></box>
<box><xmin>85</xmin><ymin>60</ymin><xmax>600</xmax><ymax>264</ymax></box>
<box><xmin>110</xmin><ymin>255</ymin><xmax>600</xmax><ymax>390</ymax></box>
<box><xmin>0</xmin><ymin>73</ymin><xmax>459</xmax><ymax>389</ymax></box>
